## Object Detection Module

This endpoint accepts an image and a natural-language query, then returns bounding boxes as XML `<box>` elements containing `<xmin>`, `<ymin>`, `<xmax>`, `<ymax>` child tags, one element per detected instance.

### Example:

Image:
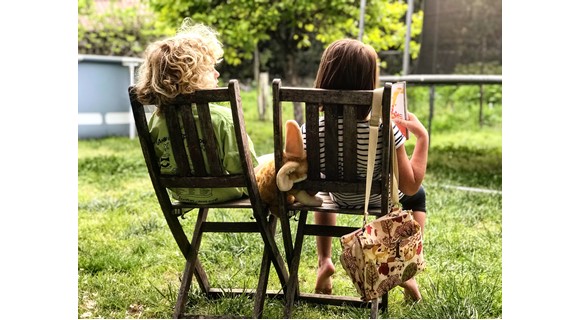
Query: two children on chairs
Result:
<box><xmin>134</xmin><ymin>18</ymin><xmax>429</xmax><ymax>303</ymax></box>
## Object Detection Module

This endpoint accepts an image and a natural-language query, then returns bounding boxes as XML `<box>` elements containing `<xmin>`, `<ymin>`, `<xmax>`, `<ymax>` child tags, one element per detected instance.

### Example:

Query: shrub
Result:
<box><xmin>78</xmin><ymin>0</ymin><xmax>172</xmax><ymax>57</ymax></box>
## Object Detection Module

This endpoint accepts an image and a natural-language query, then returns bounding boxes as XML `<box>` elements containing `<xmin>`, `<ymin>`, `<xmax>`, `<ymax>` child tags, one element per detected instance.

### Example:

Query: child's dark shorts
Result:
<box><xmin>400</xmin><ymin>185</ymin><xmax>426</xmax><ymax>213</ymax></box>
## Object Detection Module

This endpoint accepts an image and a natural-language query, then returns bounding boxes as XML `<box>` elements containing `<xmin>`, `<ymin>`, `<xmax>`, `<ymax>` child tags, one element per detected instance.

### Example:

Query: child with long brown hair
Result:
<box><xmin>306</xmin><ymin>38</ymin><xmax>429</xmax><ymax>301</ymax></box>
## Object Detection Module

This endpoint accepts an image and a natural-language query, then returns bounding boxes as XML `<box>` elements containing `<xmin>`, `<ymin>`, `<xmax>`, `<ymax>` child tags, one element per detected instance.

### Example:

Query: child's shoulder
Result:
<box><xmin>208</xmin><ymin>103</ymin><xmax>234</xmax><ymax>121</ymax></box>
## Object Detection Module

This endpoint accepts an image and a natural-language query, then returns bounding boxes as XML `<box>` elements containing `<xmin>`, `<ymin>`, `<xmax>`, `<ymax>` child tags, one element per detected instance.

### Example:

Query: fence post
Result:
<box><xmin>258</xmin><ymin>72</ymin><xmax>269</xmax><ymax>121</ymax></box>
<box><xmin>428</xmin><ymin>85</ymin><xmax>435</xmax><ymax>147</ymax></box>
<box><xmin>479</xmin><ymin>84</ymin><xmax>484</xmax><ymax>128</ymax></box>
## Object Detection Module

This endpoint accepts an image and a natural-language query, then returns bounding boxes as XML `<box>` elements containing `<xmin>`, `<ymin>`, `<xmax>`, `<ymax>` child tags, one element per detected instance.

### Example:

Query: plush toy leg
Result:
<box><xmin>294</xmin><ymin>191</ymin><xmax>323</xmax><ymax>206</ymax></box>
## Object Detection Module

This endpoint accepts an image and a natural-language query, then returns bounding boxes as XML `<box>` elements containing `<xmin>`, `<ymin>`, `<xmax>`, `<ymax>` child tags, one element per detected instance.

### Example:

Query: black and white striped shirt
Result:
<box><xmin>301</xmin><ymin>118</ymin><xmax>406</xmax><ymax>208</ymax></box>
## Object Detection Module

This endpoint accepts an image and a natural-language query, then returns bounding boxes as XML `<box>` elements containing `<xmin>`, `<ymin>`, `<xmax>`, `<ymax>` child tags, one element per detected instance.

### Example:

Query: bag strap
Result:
<box><xmin>388</xmin><ymin>121</ymin><xmax>401</xmax><ymax>210</ymax></box>
<box><xmin>363</xmin><ymin>87</ymin><xmax>400</xmax><ymax>227</ymax></box>
<box><xmin>362</xmin><ymin>88</ymin><xmax>383</xmax><ymax>226</ymax></box>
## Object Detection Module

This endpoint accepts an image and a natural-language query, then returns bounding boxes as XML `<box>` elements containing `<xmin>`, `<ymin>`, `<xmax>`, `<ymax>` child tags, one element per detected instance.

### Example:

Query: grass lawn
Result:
<box><xmin>78</xmin><ymin>85</ymin><xmax>502</xmax><ymax>318</ymax></box>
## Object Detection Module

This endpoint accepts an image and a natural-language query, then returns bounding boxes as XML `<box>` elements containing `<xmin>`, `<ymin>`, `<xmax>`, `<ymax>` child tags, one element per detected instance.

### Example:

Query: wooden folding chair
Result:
<box><xmin>128</xmin><ymin>79</ymin><xmax>289</xmax><ymax>318</ymax></box>
<box><xmin>272</xmin><ymin>79</ymin><xmax>395</xmax><ymax>318</ymax></box>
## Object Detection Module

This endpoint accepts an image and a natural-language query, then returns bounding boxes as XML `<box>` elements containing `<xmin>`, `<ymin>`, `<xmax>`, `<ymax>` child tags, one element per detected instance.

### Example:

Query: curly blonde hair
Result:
<box><xmin>134</xmin><ymin>19</ymin><xmax>224</xmax><ymax>110</ymax></box>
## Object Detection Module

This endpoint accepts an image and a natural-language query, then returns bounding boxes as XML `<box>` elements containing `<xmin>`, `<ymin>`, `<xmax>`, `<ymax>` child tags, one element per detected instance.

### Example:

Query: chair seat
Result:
<box><xmin>174</xmin><ymin>193</ymin><xmax>383</xmax><ymax>215</ymax></box>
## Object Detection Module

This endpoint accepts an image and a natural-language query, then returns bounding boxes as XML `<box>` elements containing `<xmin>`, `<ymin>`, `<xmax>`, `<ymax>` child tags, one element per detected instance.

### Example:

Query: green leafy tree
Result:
<box><xmin>78</xmin><ymin>0</ymin><xmax>172</xmax><ymax>57</ymax></box>
<box><xmin>148</xmin><ymin>0</ymin><xmax>422</xmax><ymax>122</ymax></box>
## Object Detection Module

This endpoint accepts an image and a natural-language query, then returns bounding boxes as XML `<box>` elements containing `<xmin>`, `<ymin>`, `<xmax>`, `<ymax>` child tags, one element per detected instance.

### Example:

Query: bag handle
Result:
<box><xmin>363</xmin><ymin>86</ymin><xmax>400</xmax><ymax>227</ymax></box>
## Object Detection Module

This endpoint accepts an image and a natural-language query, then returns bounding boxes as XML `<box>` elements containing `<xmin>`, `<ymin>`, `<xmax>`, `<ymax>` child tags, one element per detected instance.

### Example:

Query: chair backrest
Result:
<box><xmin>272</xmin><ymin>79</ymin><xmax>394</xmax><ymax>215</ymax></box>
<box><xmin>128</xmin><ymin>79</ymin><xmax>263</xmax><ymax>214</ymax></box>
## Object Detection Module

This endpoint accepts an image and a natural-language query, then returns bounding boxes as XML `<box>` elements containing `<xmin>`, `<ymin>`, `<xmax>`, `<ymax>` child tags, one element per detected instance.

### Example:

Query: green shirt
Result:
<box><xmin>149</xmin><ymin>103</ymin><xmax>259</xmax><ymax>204</ymax></box>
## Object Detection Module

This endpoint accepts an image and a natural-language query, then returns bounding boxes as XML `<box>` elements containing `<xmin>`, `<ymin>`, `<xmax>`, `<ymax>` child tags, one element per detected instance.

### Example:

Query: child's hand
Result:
<box><xmin>392</xmin><ymin>112</ymin><xmax>428</xmax><ymax>139</ymax></box>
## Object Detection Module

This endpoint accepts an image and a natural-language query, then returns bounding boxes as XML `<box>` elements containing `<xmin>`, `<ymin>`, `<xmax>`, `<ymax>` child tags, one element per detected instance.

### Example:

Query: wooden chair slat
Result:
<box><xmin>172</xmin><ymin>90</ymin><xmax>230</xmax><ymax>104</ymax></box>
<box><xmin>343</xmin><ymin>105</ymin><xmax>358</xmax><ymax>181</ymax></box>
<box><xmin>178</xmin><ymin>104</ymin><xmax>207</xmax><ymax>175</ymax></box>
<box><xmin>272</xmin><ymin>79</ymin><xmax>285</xmax><ymax>180</ymax></box>
<box><xmin>196</xmin><ymin>102</ymin><xmax>226</xmax><ymax>175</ymax></box>
<box><xmin>280</xmin><ymin>88</ymin><xmax>373</xmax><ymax>105</ymax></box>
<box><xmin>305</xmin><ymin>103</ymin><xmax>320</xmax><ymax>180</ymax></box>
<box><xmin>165</xmin><ymin>105</ymin><xmax>191</xmax><ymax>176</ymax></box>
<box><xmin>323</xmin><ymin>108</ymin><xmax>338</xmax><ymax>180</ymax></box>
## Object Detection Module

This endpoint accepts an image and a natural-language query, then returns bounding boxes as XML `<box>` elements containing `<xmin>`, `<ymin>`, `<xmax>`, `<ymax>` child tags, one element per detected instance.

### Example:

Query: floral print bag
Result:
<box><xmin>339</xmin><ymin>207</ymin><xmax>425</xmax><ymax>301</ymax></box>
<box><xmin>339</xmin><ymin>88</ymin><xmax>426</xmax><ymax>301</ymax></box>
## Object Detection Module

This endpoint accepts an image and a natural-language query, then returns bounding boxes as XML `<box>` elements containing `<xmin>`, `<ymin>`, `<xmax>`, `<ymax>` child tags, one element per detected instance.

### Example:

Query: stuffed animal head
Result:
<box><xmin>255</xmin><ymin>119</ymin><xmax>322</xmax><ymax>217</ymax></box>
<box><xmin>276</xmin><ymin>120</ymin><xmax>322</xmax><ymax>207</ymax></box>
<box><xmin>276</xmin><ymin>120</ymin><xmax>308</xmax><ymax>192</ymax></box>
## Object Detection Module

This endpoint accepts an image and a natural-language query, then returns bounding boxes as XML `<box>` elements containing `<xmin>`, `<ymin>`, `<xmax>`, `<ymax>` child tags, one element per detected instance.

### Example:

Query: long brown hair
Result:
<box><xmin>314</xmin><ymin>38</ymin><xmax>379</xmax><ymax>120</ymax></box>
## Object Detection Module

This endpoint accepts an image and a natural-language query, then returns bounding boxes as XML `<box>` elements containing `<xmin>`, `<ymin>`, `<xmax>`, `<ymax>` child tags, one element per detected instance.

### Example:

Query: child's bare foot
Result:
<box><xmin>314</xmin><ymin>258</ymin><xmax>335</xmax><ymax>294</ymax></box>
<box><xmin>399</xmin><ymin>277</ymin><xmax>422</xmax><ymax>302</ymax></box>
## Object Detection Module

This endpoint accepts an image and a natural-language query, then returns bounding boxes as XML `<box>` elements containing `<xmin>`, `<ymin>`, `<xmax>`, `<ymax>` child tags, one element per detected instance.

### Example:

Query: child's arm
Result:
<box><xmin>393</xmin><ymin>112</ymin><xmax>429</xmax><ymax>195</ymax></box>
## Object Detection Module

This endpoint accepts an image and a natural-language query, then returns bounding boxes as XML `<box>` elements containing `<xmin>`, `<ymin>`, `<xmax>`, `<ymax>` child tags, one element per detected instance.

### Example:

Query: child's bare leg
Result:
<box><xmin>399</xmin><ymin>277</ymin><xmax>422</xmax><ymax>301</ymax></box>
<box><xmin>314</xmin><ymin>211</ymin><xmax>336</xmax><ymax>294</ymax></box>
<box><xmin>412</xmin><ymin>210</ymin><xmax>426</xmax><ymax>235</ymax></box>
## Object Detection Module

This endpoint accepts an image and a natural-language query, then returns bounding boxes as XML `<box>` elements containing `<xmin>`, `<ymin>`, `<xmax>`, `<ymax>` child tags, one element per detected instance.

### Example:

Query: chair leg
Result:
<box><xmin>192</xmin><ymin>260</ymin><xmax>210</xmax><ymax>295</ymax></box>
<box><xmin>253</xmin><ymin>249</ymin><xmax>271</xmax><ymax>319</ymax></box>
<box><xmin>173</xmin><ymin>257</ymin><xmax>197</xmax><ymax>319</ymax></box>
<box><xmin>253</xmin><ymin>215</ymin><xmax>278</xmax><ymax>319</ymax></box>
<box><xmin>279</xmin><ymin>209</ymin><xmax>299</xmax><ymax>300</ymax></box>
<box><xmin>279</xmin><ymin>209</ymin><xmax>295</xmax><ymax>266</ymax></box>
<box><xmin>283</xmin><ymin>210</ymin><xmax>308</xmax><ymax>318</ymax></box>
<box><xmin>380</xmin><ymin>291</ymin><xmax>389</xmax><ymax>317</ymax></box>
<box><xmin>252</xmin><ymin>209</ymin><xmax>289</xmax><ymax>294</ymax></box>
<box><xmin>173</xmin><ymin>208</ymin><xmax>209</xmax><ymax>318</ymax></box>
<box><xmin>370</xmin><ymin>298</ymin><xmax>379</xmax><ymax>318</ymax></box>
<box><xmin>165</xmin><ymin>212</ymin><xmax>211</xmax><ymax>295</ymax></box>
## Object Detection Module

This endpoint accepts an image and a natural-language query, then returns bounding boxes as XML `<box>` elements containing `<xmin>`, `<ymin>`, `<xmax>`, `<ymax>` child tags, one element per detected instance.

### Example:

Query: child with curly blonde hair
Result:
<box><xmin>133</xmin><ymin>19</ymin><xmax>259</xmax><ymax>204</ymax></box>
